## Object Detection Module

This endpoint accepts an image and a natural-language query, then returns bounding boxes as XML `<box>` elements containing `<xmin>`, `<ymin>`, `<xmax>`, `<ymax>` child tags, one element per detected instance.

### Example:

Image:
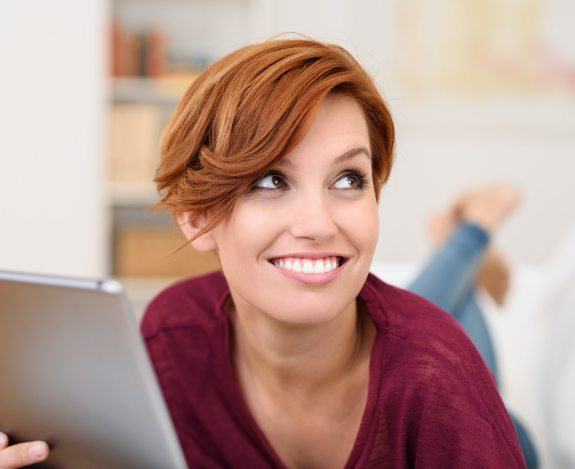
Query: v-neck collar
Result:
<box><xmin>214</xmin><ymin>272</ymin><xmax>385</xmax><ymax>468</ymax></box>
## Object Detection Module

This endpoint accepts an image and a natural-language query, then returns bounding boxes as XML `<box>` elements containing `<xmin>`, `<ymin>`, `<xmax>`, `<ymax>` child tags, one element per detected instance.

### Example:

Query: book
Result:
<box><xmin>109</xmin><ymin>18</ymin><xmax>168</xmax><ymax>78</ymax></box>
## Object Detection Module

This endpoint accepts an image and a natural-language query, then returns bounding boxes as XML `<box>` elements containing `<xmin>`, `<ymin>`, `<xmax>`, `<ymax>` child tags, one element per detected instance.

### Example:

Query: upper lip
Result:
<box><xmin>267</xmin><ymin>252</ymin><xmax>350</xmax><ymax>261</ymax></box>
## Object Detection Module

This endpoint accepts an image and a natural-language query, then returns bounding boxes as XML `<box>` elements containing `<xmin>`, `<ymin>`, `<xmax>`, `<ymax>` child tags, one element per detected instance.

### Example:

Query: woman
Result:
<box><xmin>0</xmin><ymin>37</ymin><xmax>526</xmax><ymax>468</ymax></box>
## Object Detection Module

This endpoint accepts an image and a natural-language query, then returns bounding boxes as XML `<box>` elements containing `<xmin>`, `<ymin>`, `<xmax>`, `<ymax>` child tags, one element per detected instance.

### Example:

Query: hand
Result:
<box><xmin>0</xmin><ymin>432</ymin><xmax>49</xmax><ymax>468</ymax></box>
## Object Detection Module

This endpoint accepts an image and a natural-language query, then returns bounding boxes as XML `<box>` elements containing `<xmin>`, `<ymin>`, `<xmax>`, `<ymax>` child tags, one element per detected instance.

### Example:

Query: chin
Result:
<box><xmin>265</xmin><ymin>301</ymin><xmax>348</xmax><ymax>327</ymax></box>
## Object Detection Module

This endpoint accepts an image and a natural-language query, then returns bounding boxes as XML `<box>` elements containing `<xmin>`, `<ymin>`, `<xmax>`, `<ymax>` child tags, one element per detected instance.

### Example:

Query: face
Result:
<box><xmin>180</xmin><ymin>93</ymin><xmax>379</xmax><ymax>326</ymax></box>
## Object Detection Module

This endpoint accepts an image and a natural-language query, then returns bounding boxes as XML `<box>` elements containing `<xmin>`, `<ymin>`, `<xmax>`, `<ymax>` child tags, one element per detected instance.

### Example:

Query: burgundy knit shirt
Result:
<box><xmin>140</xmin><ymin>270</ymin><xmax>526</xmax><ymax>468</ymax></box>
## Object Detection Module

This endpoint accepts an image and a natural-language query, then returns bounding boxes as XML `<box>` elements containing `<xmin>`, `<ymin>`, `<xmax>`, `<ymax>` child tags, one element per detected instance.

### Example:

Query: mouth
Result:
<box><xmin>266</xmin><ymin>255</ymin><xmax>350</xmax><ymax>285</ymax></box>
<box><xmin>266</xmin><ymin>255</ymin><xmax>349</xmax><ymax>267</ymax></box>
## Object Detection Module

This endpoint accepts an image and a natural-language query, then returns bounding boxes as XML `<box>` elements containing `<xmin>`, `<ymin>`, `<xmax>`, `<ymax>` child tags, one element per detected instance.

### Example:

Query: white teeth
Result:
<box><xmin>293</xmin><ymin>259</ymin><xmax>302</xmax><ymax>272</ymax></box>
<box><xmin>273</xmin><ymin>256</ymin><xmax>341</xmax><ymax>274</ymax></box>
<box><xmin>313</xmin><ymin>261</ymin><xmax>325</xmax><ymax>274</ymax></box>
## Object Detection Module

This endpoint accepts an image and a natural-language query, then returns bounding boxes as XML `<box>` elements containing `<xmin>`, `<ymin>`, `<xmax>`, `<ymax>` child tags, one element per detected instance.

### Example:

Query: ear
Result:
<box><xmin>176</xmin><ymin>211</ymin><xmax>218</xmax><ymax>253</ymax></box>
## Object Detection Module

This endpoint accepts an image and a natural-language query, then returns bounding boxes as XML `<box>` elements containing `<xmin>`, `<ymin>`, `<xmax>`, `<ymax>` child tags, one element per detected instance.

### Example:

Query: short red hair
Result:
<box><xmin>154</xmin><ymin>37</ymin><xmax>395</xmax><ymax>243</ymax></box>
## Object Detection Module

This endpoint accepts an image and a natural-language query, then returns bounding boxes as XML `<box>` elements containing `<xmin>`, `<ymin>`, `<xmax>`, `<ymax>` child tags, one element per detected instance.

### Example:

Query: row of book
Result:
<box><xmin>109</xmin><ymin>18</ymin><xmax>213</xmax><ymax>78</ymax></box>
<box><xmin>110</xmin><ymin>19</ymin><xmax>168</xmax><ymax>77</ymax></box>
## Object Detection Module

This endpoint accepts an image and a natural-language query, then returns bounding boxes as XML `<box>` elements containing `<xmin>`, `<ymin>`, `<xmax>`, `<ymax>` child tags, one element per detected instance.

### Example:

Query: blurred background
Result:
<box><xmin>1</xmin><ymin>0</ymin><xmax>575</xmax><ymax>467</ymax></box>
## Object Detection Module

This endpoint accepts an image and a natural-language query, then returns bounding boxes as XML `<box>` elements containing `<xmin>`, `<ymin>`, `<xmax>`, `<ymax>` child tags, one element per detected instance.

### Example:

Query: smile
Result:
<box><xmin>267</xmin><ymin>256</ymin><xmax>349</xmax><ymax>285</ymax></box>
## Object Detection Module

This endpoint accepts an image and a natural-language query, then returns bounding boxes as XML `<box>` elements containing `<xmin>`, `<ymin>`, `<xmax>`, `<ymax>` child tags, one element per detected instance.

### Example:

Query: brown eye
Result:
<box><xmin>346</xmin><ymin>175</ymin><xmax>360</xmax><ymax>189</ymax></box>
<box><xmin>333</xmin><ymin>170</ymin><xmax>369</xmax><ymax>190</ymax></box>
<box><xmin>253</xmin><ymin>172</ymin><xmax>288</xmax><ymax>191</ymax></box>
<box><xmin>270</xmin><ymin>174</ymin><xmax>286</xmax><ymax>189</ymax></box>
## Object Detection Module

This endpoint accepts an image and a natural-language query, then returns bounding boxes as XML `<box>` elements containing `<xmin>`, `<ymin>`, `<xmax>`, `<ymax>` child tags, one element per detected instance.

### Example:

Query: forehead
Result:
<box><xmin>313</xmin><ymin>93</ymin><xmax>368</xmax><ymax>132</ymax></box>
<box><xmin>279</xmin><ymin>94</ymin><xmax>371</xmax><ymax>168</ymax></box>
<box><xmin>277</xmin><ymin>146</ymin><xmax>371</xmax><ymax>170</ymax></box>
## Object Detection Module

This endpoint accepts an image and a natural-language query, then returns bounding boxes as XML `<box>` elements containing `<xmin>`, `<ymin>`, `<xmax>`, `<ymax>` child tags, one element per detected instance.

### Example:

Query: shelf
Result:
<box><xmin>107</xmin><ymin>181</ymin><xmax>159</xmax><ymax>207</ymax></box>
<box><xmin>109</xmin><ymin>74</ymin><xmax>199</xmax><ymax>104</ymax></box>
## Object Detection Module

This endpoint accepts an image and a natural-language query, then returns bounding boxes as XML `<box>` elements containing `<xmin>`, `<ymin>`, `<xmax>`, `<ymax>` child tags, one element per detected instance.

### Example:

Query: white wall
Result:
<box><xmin>379</xmin><ymin>106</ymin><xmax>575</xmax><ymax>264</ymax></box>
<box><xmin>0</xmin><ymin>0</ymin><xmax>108</xmax><ymax>277</ymax></box>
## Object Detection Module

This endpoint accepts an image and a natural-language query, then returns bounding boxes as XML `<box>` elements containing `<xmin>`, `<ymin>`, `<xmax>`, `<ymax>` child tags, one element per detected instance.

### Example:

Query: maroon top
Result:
<box><xmin>140</xmin><ymin>270</ymin><xmax>526</xmax><ymax>468</ymax></box>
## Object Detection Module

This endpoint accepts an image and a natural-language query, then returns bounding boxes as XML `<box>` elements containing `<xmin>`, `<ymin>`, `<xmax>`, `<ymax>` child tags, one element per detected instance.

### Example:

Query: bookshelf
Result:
<box><xmin>106</xmin><ymin>0</ymin><xmax>264</xmax><ymax>308</ymax></box>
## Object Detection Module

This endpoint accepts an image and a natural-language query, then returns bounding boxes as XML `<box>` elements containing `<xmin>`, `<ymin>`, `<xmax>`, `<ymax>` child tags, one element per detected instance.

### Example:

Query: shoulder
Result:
<box><xmin>368</xmin><ymin>273</ymin><xmax>496</xmax><ymax>398</ymax></box>
<box><xmin>364</xmin><ymin>272</ymin><xmax>484</xmax><ymax>377</ymax></box>
<box><xmin>363</xmin><ymin>273</ymin><xmax>525</xmax><ymax>466</ymax></box>
<box><xmin>140</xmin><ymin>269</ymin><xmax>228</xmax><ymax>340</ymax></box>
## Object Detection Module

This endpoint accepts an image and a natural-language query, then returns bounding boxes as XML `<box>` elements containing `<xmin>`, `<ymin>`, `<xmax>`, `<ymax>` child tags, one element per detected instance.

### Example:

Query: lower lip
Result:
<box><xmin>267</xmin><ymin>258</ymin><xmax>348</xmax><ymax>285</ymax></box>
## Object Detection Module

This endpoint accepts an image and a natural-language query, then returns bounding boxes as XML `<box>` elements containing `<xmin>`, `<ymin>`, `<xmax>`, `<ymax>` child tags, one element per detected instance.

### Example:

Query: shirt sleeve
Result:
<box><xmin>143</xmin><ymin>331</ymin><xmax>231</xmax><ymax>468</ymax></box>
<box><xmin>406</xmin><ymin>350</ymin><xmax>527</xmax><ymax>468</ymax></box>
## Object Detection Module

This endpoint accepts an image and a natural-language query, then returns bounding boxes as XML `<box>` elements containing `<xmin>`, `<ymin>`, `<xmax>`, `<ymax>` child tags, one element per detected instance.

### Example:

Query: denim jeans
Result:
<box><xmin>408</xmin><ymin>222</ymin><xmax>539</xmax><ymax>468</ymax></box>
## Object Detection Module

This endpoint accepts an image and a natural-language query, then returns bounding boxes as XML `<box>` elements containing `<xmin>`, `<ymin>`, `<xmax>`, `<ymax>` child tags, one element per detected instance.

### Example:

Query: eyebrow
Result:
<box><xmin>276</xmin><ymin>146</ymin><xmax>371</xmax><ymax>170</ymax></box>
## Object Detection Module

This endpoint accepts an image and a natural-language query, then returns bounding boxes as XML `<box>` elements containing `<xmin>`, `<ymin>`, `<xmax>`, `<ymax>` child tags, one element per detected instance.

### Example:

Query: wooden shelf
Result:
<box><xmin>109</xmin><ymin>74</ymin><xmax>199</xmax><ymax>104</ymax></box>
<box><xmin>107</xmin><ymin>182</ymin><xmax>159</xmax><ymax>207</ymax></box>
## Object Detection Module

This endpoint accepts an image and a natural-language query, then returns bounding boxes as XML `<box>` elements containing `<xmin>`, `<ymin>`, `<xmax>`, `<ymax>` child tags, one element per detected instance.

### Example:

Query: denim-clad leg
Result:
<box><xmin>453</xmin><ymin>290</ymin><xmax>500</xmax><ymax>384</ymax></box>
<box><xmin>408</xmin><ymin>222</ymin><xmax>499</xmax><ymax>379</ymax></box>
<box><xmin>511</xmin><ymin>414</ymin><xmax>540</xmax><ymax>469</ymax></box>
<box><xmin>407</xmin><ymin>222</ymin><xmax>538</xmax><ymax>468</ymax></box>
<box><xmin>408</xmin><ymin>223</ymin><xmax>490</xmax><ymax>319</ymax></box>
<box><xmin>408</xmin><ymin>222</ymin><xmax>499</xmax><ymax>380</ymax></box>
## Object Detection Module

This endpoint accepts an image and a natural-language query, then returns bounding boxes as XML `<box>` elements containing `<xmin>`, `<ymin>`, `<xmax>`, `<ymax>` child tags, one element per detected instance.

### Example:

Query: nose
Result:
<box><xmin>288</xmin><ymin>190</ymin><xmax>338</xmax><ymax>241</ymax></box>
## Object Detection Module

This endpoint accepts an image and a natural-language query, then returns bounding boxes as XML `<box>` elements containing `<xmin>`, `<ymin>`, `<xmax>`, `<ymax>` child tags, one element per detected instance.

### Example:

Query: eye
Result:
<box><xmin>251</xmin><ymin>171</ymin><xmax>289</xmax><ymax>191</ymax></box>
<box><xmin>250</xmin><ymin>169</ymin><xmax>370</xmax><ymax>192</ymax></box>
<box><xmin>332</xmin><ymin>170</ymin><xmax>369</xmax><ymax>190</ymax></box>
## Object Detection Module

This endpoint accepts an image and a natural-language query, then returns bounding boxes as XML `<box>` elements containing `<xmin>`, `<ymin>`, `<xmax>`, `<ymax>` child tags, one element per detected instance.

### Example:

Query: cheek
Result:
<box><xmin>339</xmin><ymin>198</ymin><xmax>379</xmax><ymax>251</ymax></box>
<box><xmin>365</xmin><ymin>208</ymin><xmax>380</xmax><ymax>247</ymax></box>
<box><xmin>221</xmin><ymin>202</ymin><xmax>280</xmax><ymax>263</ymax></box>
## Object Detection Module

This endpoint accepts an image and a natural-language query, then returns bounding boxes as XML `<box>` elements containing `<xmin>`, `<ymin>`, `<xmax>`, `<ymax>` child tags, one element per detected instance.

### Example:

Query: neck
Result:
<box><xmin>226</xmin><ymin>293</ymin><xmax>372</xmax><ymax>400</ymax></box>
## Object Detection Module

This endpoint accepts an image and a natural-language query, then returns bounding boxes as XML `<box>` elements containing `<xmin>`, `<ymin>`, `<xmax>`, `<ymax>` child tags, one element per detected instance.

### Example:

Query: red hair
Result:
<box><xmin>153</xmin><ymin>37</ymin><xmax>395</xmax><ymax>244</ymax></box>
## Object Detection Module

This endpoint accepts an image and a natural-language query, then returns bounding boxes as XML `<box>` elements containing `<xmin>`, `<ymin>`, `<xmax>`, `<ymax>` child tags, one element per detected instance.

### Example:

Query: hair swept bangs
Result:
<box><xmin>153</xmin><ymin>36</ymin><xmax>395</xmax><ymax>245</ymax></box>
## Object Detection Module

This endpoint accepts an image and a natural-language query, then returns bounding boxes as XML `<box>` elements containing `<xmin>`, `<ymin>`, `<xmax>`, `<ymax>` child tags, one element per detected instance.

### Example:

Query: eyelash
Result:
<box><xmin>250</xmin><ymin>168</ymin><xmax>370</xmax><ymax>192</ymax></box>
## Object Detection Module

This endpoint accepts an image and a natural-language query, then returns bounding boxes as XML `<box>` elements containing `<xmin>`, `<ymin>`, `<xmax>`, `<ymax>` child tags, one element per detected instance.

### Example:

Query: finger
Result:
<box><xmin>0</xmin><ymin>433</ymin><xmax>7</xmax><ymax>450</ymax></box>
<box><xmin>0</xmin><ymin>440</ymin><xmax>49</xmax><ymax>469</ymax></box>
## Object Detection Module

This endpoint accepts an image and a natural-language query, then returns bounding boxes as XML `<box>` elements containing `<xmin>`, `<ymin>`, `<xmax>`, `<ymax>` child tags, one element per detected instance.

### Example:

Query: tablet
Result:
<box><xmin>0</xmin><ymin>270</ymin><xmax>187</xmax><ymax>468</ymax></box>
